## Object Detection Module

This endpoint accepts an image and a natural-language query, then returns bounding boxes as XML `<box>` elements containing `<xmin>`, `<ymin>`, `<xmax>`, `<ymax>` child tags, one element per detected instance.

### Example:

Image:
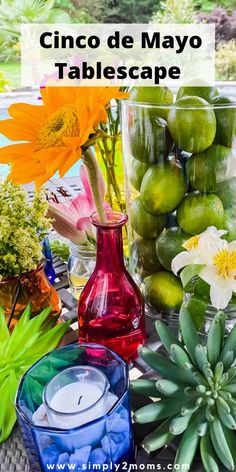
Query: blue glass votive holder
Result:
<box><xmin>15</xmin><ymin>344</ymin><xmax>135</xmax><ymax>472</ymax></box>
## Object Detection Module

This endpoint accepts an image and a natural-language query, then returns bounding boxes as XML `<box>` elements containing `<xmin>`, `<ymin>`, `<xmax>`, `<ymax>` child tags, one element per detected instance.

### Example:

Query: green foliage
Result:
<box><xmin>0</xmin><ymin>304</ymin><xmax>69</xmax><ymax>443</ymax></box>
<box><xmin>98</xmin><ymin>0</ymin><xmax>159</xmax><ymax>23</ymax></box>
<box><xmin>196</xmin><ymin>0</ymin><xmax>236</xmax><ymax>12</ymax></box>
<box><xmin>132</xmin><ymin>309</ymin><xmax>236</xmax><ymax>471</ymax></box>
<box><xmin>216</xmin><ymin>40</ymin><xmax>236</xmax><ymax>80</ymax></box>
<box><xmin>0</xmin><ymin>0</ymin><xmax>71</xmax><ymax>62</ymax></box>
<box><xmin>151</xmin><ymin>0</ymin><xmax>195</xmax><ymax>23</ymax></box>
<box><xmin>0</xmin><ymin>70</ymin><xmax>10</xmax><ymax>91</ymax></box>
<box><xmin>50</xmin><ymin>240</ymin><xmax>70</xmax><ymax>263</ymax></box>
<box><xmin>0</xmin><ymin>181</ymin><xmax>51</xmax><ymax>279</ymax></box>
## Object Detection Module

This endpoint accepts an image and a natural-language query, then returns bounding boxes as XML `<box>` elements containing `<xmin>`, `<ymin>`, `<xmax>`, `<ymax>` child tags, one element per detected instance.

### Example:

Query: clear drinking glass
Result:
<box><xmin>121</xmin><ymin>93</ymin><xmax>236</xmax><ymax>323</ymax></box>
<box><xmin>67</xmin><ymin>242</ymin><xmax>96</xmax><ymax>300</ymax></box>
<box><xmin>43</xmin><ymin>366</ymin><xmax>109</xmax><ymax>429</ymax></box>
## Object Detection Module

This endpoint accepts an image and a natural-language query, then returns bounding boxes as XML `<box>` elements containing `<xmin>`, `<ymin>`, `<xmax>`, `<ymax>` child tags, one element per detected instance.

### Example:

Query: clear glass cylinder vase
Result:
<box><xmin>183</xmin><ymin>291</ymin><xmax>236</xmax><ymax>338</ymax></box>
<box><xmin>67</xmin><ymin>242</ymin><xmax>96</xmax><ymax>300</ymax></box>
<box><xmin>121</xmin><ymin>92</ymin><xmax>236</xmax><ymax>320</ymax></box>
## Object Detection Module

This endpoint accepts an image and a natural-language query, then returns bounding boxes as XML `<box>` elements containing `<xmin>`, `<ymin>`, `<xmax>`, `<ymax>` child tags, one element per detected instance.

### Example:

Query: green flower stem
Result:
<box><xmin>83</xmin><ymin>147</ymin><xmax>108</xmax><ymax>224</ymax></box>
<box><xmin>97</xmin><ymin>135</ymin><xmax>123</xmax><ymax>210</ymax></box>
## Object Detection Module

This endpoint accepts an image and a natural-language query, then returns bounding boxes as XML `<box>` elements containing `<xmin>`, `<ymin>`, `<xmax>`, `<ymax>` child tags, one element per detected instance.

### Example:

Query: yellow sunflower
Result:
<box><xmin>0</xmin><ymin>86</ymin><xmax>128</xmax><ymax>188</ymax></box>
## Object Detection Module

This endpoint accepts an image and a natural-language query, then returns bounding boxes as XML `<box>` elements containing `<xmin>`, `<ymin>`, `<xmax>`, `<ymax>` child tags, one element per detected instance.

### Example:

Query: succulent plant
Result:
<box><xmin>0</xmin><ymin>304</ymin><xmax>69</xmax><ymax>443</ymax></box>
<box><xmin>131</xmin><ymin>309</ymin><xmax>236</xmax><ymax>471</ymax></box>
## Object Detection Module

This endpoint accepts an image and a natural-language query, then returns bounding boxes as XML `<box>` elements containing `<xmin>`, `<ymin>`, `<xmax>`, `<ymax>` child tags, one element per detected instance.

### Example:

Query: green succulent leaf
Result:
<box><xmin>214</xmin><ymin>311</ymin><xmax>226</xmax><ymax>347</ymax></box>
<box><xmin>210</xmin><ymin>418</ymin><xmax>235</xmax><ymax>470</ymax></box>
<box><xmin>0</xmin><ymin>306</ymin><xmax>10</xmax><ymax>343</ymax></box>
<box><xmin>222</xmin><ymin>425</ymin><xmax>236</xmax><ymax>467</ymax></box>
<box><xmin>0</xmin><ymin>375</ymin><xmax>17</xmax><ymax>443</ymax></box>
<box><xmin>0</xmin><ymin>304</ymin><xmax>69</xmax><ymax>443</ymax></box>
<box><xmin>174</xmin><ymin>415</ymin><xmax>200</xmax><ymax>470</ymax></box>
<box><xmin>133</xmin><ymin>310</ymin><xmax>236</xmax><ymax>472</ymax></box>
<box><xmin>138</xmin><ymin>347</ymin><xmax>191</xmax><ymax>384</ymax></box>
<box><xmin>221</xmin><ymin>323</ymin><xmax>236</xmax><ymax>360</ymax></box>
<box><xmin>142</xmin><ymin>418</ymin><xmax>174</xmax><ymax>453</ymax></box>
<box><xmin>130</xmin><ymin>379</ymin><xmax>159</xmax><ymax>398</ymax></box>
<box><xmin>156</xmin><ymin>379</ymin><xmax>181</xmax><ymax>396</ymax></box>
<box><xmin>179</xmin><ymin>307</ymin><xmax>199</xmax><ymax>364</ymax></box>
<box><xmin>195</xmin><ymin>344</ymin><xmax>208</xmax><ymax>372</ymax></box>
<box><xmin>200</xmin><ymin>429</ymin><xmax>219</xmax><ymax>472</ymax></box>
<box><xmin>207</xmin><ymin>318</ymin><xmax>222</xmax><ymax>368</ymax></box>
<box><xmin>134</xmin><ymin>397</ymin><xmax>186</xmax><ymax>424</ymax></box>
<box><xmin>155</xmin><ymin>320</ymin><xmax>183</xmax><ymax>353</ymax></box>
<box><xmin>170</xmin><ymin>413</ymin><xmax>192</xmax><ymax>435</ymax></box>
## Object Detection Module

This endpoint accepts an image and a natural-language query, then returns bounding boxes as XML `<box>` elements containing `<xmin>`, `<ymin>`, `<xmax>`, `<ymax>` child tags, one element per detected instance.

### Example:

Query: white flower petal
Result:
<box><xmin>229</xmin><ymin>276</ymin><xmax>236</xmax><ymax>293</ymax></box>
<box><xmin>228</xmin><ymin>241</ymin><xmax>236</xmax><ymax>251</ymax></box>
<box><xmin>217</xmin><ymin>230</ymin><xmax>228</xmax><ymax>237</ymax></box>
<box><xmin>197</xmin><ymin>233</ymin><xmax>227</xmax><ymax>265</ymax></box>
<box><xmin>210</xmin><ymin>284</ymin><xmax>233</xmax><ymax>310</ymax></box>
<box><xmin>171</xmin><ymin>251</ymin><xmax>193</xmax><ymax>275</ymax></box>
<box><xmin>199</xmin><ymin>266</ymin><xmax>219</xmax><ymax>286</ymax></box>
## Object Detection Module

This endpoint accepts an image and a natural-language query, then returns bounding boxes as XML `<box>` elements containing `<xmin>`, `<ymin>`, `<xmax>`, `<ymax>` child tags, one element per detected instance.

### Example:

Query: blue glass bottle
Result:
<box><xmin>43</xmin><ymin>237</ymin><xmax>56</xmax><ymax>285</ymax></box>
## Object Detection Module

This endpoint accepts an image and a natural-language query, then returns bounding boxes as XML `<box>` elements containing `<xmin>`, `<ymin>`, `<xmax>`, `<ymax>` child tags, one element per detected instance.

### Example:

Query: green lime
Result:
<box><xmin>140</xmin><ymin>163</ymin><xmax>187</xmax><ymax>215</ymax></box>
<box><xmin>186</xmin><ymin>144</ymin><xmax>234</xmax><ymax>193</ymax></box>
<box><xmin>129</xmin><ymin>86</ymin><xmax>173</xmax><ymax>120</ymax></box>
<box><xmin>130</xmin><ymin>157</ymin><xmax>150</xmax><ymax>191</ymax></box>
<box><xmin>167</xmin><ymin>96</ymin><xmax>216</xmax><ymax>153</ymax></box>
<box><xmin>177</xmin><ymin>82</ymin><xmax>218</xmax><ymax>103</ymax></box>
<box><xmin>177</xmin><ymin>192</ymin><xmax>224</xmax><ymax>235</ymax></box>
<box><xmin>130</xmin><ymin>238</ymin><xmax>162</xmax><ymax>278</ymax></box>
<box><xmin>130</xmin><ymin>117</ymin><xmax>173</xmax><ymax>163</ymax></box>
<box><xmin>156</xmin><ymin>227</ymin><xmax>190</xmax><ymax>271</ymax></box>
<box><xmin>223</xmin><ymin>209</ymin><xmax>236</xmax><ymax>242</ymax></box>
<box><xmin>130</xmin><ymin>197</ymin><xmax>166</xmax><ymax>239</ymax></box>
<box><xmin>216</xmin><ymin>178</ymin><xmax>236</xmax><ymax>210</ymax></box>
<box><xmin>211</xmin><ymin>95</ymin><xmax>236</xmax><ymax>148</ymax></box>
<box><xmin>144</xmin><ymin>271</ymin><xmax>183</xmax><ymax>311</ymax></box>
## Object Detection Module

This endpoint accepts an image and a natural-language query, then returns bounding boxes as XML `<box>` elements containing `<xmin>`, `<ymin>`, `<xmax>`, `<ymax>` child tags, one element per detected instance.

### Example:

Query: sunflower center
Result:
<box><xmin>182</xmin><ymin>235</ymin><xmax>200</xmax><ymax>251</ymax></box>
<box><xmin>213</xmin><ymin>249</ymin><xmax>236</xmax><ymax>278</ymax></box>
<box><xmin>37</xmin><ymin>105</ymin><xmax>79</xmax><ymax>149</ymax></box>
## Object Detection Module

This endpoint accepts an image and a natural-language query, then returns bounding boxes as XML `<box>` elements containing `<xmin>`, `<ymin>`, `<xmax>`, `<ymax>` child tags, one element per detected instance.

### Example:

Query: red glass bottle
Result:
<box><xmin>78</xmin><ymin>211</ymin><xmax>146</xmax><ymax>363</ymax></box>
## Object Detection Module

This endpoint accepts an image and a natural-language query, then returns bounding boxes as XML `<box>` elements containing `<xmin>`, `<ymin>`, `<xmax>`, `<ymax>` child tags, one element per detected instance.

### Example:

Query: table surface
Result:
<box><xmin>0</xmin><ymin>176</ymin><xmax>164</xmax><ymax>471</ymax></box>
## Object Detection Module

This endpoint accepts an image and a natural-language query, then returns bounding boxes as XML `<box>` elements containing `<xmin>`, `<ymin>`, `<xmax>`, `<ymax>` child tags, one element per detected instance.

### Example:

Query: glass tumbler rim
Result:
<box><xmin>121</xmin><ymin>94</ymin><xmax>236</xmax><ymax>111</ymax></box>
<box><xmin>43</xmin><ymin>365</ymin><xmax>109</xmax><ymax>417</ymax></box>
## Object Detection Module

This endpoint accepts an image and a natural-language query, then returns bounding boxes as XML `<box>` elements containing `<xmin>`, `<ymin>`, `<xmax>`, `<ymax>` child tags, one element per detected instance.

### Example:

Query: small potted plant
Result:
<box><xmin>0</xmin><ymin>180</ymin><xmax>61</xmax><ymax>328</ymax></box>
<box><xmin>131</xmin><ymin>308</ymin><xmax>236</xmax><ymax>471</ymax></box>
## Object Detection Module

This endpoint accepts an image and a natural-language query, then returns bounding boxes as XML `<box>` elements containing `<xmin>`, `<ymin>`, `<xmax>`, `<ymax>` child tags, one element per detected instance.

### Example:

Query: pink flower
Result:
<box><xmin>48</xmin><ymin>164</ymin><xmax>110</xmax><ymax>245</ymax></box>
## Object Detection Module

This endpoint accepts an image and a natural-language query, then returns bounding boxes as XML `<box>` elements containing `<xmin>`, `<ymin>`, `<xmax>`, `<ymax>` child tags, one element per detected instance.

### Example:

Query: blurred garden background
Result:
<box><xmin>0</xmin><ymin>0</ymin><xmax>235</xmax><ymax>91</ymax></box>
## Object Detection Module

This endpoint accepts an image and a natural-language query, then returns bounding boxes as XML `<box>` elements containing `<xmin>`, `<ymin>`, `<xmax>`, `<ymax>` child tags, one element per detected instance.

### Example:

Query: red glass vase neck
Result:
<box><xmin>78</xmin><ymin>211</ymin><xmax>146</xmax><ymax>363</ymax></box>
<box><xmin>94</xmin><ymin>213</ymin><xmax>127</xmax><ymax>272</ymax></box>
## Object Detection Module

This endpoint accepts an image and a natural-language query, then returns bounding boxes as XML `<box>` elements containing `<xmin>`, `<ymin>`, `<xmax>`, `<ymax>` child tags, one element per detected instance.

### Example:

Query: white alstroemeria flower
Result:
<box><xmin>172</xmin><ymin>226</ymin><xmax>236</xmax><ymax>310</ymax></box>
<box><xmin>199</xmin><ymin>237</ymin><xmax>236</xmax><ymax>310</ymax></box>
<box><xmin>171</xmin><ymin>226</ymin><xmax>227</xmax><ymax>276</ymax></box>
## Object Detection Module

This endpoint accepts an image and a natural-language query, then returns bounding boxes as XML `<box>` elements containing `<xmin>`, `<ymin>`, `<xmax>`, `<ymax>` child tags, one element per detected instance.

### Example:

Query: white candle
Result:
<box><xmin>43</xmin><ymin>366</ymin><xmax>109</xmax><ymax>429</ymax></box>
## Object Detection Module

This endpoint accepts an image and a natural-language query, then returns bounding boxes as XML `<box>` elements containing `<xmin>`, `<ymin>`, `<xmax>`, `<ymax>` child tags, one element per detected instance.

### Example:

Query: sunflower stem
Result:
<box><xmin>83</xmin><ymin>147</ymin><xmax>107</xmax><ymax>224</ymax></box>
